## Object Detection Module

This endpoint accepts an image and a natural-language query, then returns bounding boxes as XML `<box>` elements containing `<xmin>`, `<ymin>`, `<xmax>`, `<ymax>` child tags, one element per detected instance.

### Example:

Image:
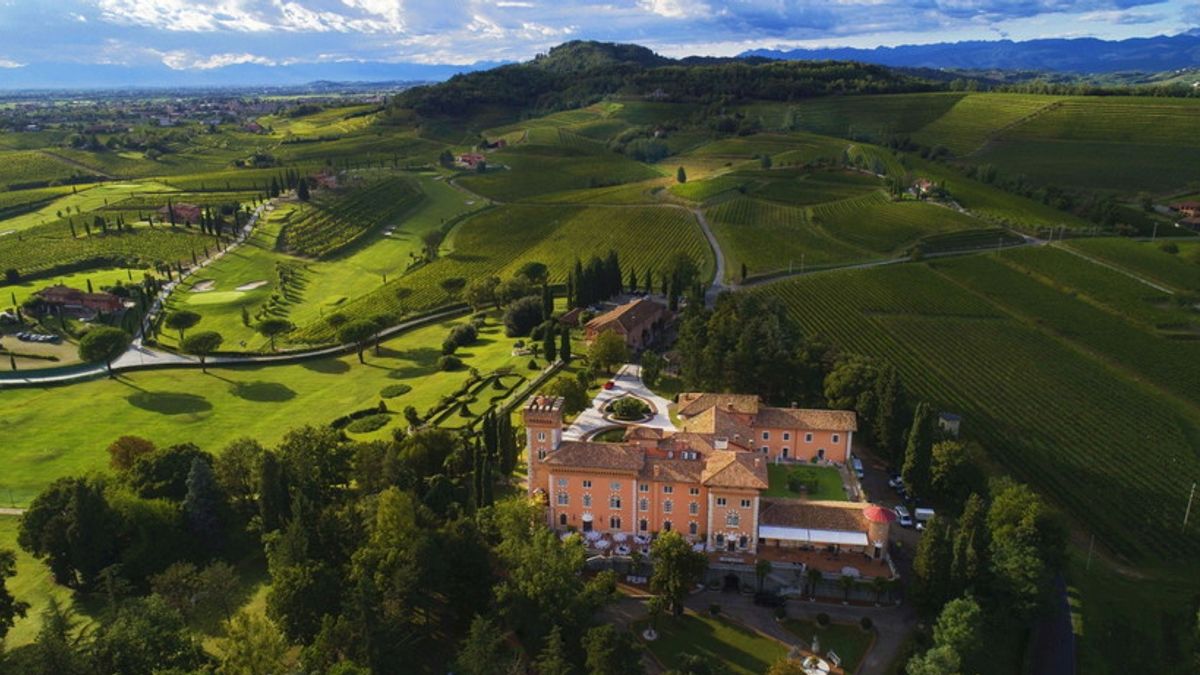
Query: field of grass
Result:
<box><xmin>457</xmin><ymin>144</ymin><xmax>660</xmax><ymax>202</ymax></box>
<box><xmin>812</xmin><ymin>192</ymin><xmax>985</xmax><ymax>254</ymax></box>
<box><xmin>764</xmin><ymin>464</ymin><xmax>847</xmax><ymax>500</ymax></box>
<box><xmin>0</xmin><ymin>515</ymin><xmax>93</xmax><ymax>647</ymax></box>
<box><xmin>159</xmin><ymin>172</ymin><xmax>480</xmax><ymax>350</ymax></box>
<box><xmin>292</xmin><ymin>203</ymin><xmax>712</xmax><ymax>342</ymax></box>
<box><xmin>1065</xmin><ymin>238</ymin><xmax>1200</xmax><ymax>293</ymax></box>
<box><xmin>758</xmin><ymin>260</ymin><xmax>1200</xmax><ymax>563</ymax></box>
<box><xmin>0</xmin><ymin>313</ymin><xmax>533</xmax><ymax>507</ymax></box>
<box><xmin>639</xmin><ymin>612</ymin><xmax>789</xmax><ymax>675</ymax></box>
<box><xmin>706</xmin><ymin>197</ymin><xmax>869</xmax><ymax>280</ymax></box>
<box><xmin>910</xmin><ymin>93</ymin><xmax>1061</xmax><ymax>156</ymax></box>
<box><xmin>0</xmin><ymin>150</ymin><xmax>93</xmax><ymax>189</ymax></box>
<box><xmin>780</xmin><ymin>619</ymin><xmax>872</xmax><ymax>673</ymax></box>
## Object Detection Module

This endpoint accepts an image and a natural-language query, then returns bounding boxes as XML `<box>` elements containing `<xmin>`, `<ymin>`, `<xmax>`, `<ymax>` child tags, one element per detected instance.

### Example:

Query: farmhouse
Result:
<box><xmin>35</xmin><ymin>285</ymin><xmax>125</xmax><ymax>316</ymax></box>
<box><xmin>584</xmin><ymin>297</ymin><xmax>670</xmax><ymax>350</ymax></box>
<box><xmin>524</xmin><ymin>392</ymin><xmax>888</xmax><ymax>575</ymax></box>
<box><xmin>457</xmin><ymin>153</ymin><xmax>486</xmax><ymax>169</ymax></box>
<box><xmin>157</xmin><ymin>203</ymin><xmax>202</xmax><ymax>225</ymax></box>
<box><xmin>1170</xmin><ymin>201</ymin><xmax>1200</xmax><ymax>218</ymax></box>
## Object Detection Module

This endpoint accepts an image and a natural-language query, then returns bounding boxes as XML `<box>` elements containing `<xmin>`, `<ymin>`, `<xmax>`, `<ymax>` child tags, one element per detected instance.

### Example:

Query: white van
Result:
<box><xmin>893</xmin><ymin>505</ymin><xmax>913</xmax><ymax>528</ymax></box>
<box><xmin>851</xmin><ymin>457</ymin><xmax>864</xmax><ymax>479</ymax></box>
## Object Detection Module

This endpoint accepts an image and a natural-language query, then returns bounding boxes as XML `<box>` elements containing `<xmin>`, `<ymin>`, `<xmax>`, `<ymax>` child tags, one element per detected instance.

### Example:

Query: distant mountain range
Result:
<box><xmin>0</xmin><ymin>60</ymin><xmax>500</xmax><ymax>91</ymax></box>
<box><xmin>742</xmin><ymin>30</ymin><xmax>1200</xmax><ymax>74</ymax></box>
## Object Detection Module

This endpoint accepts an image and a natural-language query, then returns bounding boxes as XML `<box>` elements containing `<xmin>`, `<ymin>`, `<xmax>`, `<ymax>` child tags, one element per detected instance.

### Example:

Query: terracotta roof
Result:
<box><xmin>758</xmin><ymin>499</ymin><xmax>870</xmax><ymax>532</ymax></box>
<box><xmin>626</xmin><ymin>426</ymin><xmax>666</xmax><ymax>441</ymax></box>
<box><xmin>754</xmin><ymin>407</ymin><xmax>858</xmax><ymax>432</ymax></box>
<box><xmin>1171</xmin><ymin>201</ymin><xmax>1200</xmax><ymax>210</ymax></box>
<box><xmin>677</xmin><ymin>393</ymin><xmax>760</xmax><ymax>417</ymax></box>
<box><xmin>558</xmin><ymin>307</ymin><xmax>584</xmax><ymax>327</ymax></box>
<box><xmin>680</xmin><ymin>406</ymin><xmax>756</xmax><ymax>445</ymax></box>
<box><xmin>586</xmin><ymin>298</ymin><xmax>667</xmax><ymax>334</ymax></box>
<box><xmin>641</xmin><ymin>458</ymin><xmax>704</xmax><ymax>483</ymax></box>
<box><xmin>543</xmin><ymin>441</ymin><xmax>644</xmax><ymax>472</ymax></box>
<box><xmin>701</xmin><ymin>451</ymin><xmax>768</xmax><ymax>490</ymax></box>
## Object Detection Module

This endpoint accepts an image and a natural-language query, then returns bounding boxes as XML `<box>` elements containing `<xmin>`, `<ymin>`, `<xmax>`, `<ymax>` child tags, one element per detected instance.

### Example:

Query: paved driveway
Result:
<box><xmin>563</xmin><ymin>363</ymin><xmax>676</xmax><ymax>441</ymax></box>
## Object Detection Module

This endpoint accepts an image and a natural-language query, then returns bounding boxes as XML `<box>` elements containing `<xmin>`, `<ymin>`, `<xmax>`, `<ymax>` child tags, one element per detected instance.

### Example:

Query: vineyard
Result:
<box><xmin>1065</xmin><ymin>238</ymin><xmax>1200</xmax><ymax>293</ymax></box>
<box><xmin>811</xmin><ymin>192</ymin><xmax>984</xmax><ymax>253</ymax></box>
<box><xmin>279</xmin><ymin>175</ymin><xmax>423</xmax><ymax>258</ymax></box>
<box><xmin>747</xmin><ymin>169</ymin><xmax>882</xmax><ymax>206</ymax></box>
<box><xmin>706</xmin><ymin>197</ymin><xmax>869</xmax><ymax>279</ymax></box>
<box><xmin>457</xmin><ymin>145</ymin><xmax>660</xmax><ymax>202</ymax></box>
<box><xmin>0</xmin><ymin>150</ymin><xmax>93</xmax><ymax>189</ymax></box>
<box><xmin>291</xmin><ymin>203</ymin><xmax>711</xmax><ymax>342</ymax></box>
<box><xmin>0</xmin><ymin>221</ymin><xmax>220</xmax><ymax>279</ymax></box>
<box><xmin>909</xmin><ymin>93</ymin><xmax>1061</xmax><ymax>156</ymax></box>
<box><xmin>759</xmin><ymin>262</ymin><xmax>1200</xmax><ymax>563</ymax></box>
<box><xmin>739</xmin><ymin>93</ymin><xmax>964</xmax><ymax>141</ymax></box>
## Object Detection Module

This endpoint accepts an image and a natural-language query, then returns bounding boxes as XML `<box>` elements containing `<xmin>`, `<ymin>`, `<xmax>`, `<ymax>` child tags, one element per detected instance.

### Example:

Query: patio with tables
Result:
<box><xmin>707</xmin><ymin>546</ymin><xmax>894</xmax><ymax>579</ymax></box>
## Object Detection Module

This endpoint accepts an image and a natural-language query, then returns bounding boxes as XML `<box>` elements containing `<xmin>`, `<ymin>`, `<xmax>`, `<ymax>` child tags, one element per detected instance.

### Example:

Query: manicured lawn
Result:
<box><xmin>765</xmin><ymin>464</ymin><xmax>848</xmax><ymax>500</ymax></box>
<box><xmin>640</xmin><ymin>612</ymin><xmax>789</xmax><ymax>675</ymax></box>
<box><xmin>0</xmin><ymin>314</ymin><xmax>536</xmax><ymax>507</ymax></box>
<box><xmin>781</xmin><ymin>619</ymin><xmax>872</xmax><ymax>673</ymax></box>
<box><xmin>0</xmin><ymin>515</ymin><xmax>96</xmax><ymax>648</ymax></box>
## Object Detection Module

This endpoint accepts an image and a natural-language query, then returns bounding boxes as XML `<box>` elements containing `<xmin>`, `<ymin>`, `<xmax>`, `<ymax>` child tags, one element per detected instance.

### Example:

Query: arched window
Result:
<box><xmin>559</xmin><ymin>513</ymin><xmax>567</xmax><ymax>526</ymax></box>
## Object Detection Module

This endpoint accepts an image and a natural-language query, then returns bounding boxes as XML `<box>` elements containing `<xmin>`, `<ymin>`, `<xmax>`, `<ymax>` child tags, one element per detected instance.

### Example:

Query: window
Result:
<box><xmin>557</xmin><ymin>478</ymin><xmax>568</xmax><ymax>488</ymax></box>
<box><xmin>583</xmin><ymin>480</ymin><xmax>592</xmax><ymax>488</ymax></box>
<box><xmin>715</xmin><ymin>533</ymin><xmax>725</xmax><ymax>546</ymax></box>
<box><xmin>639</xmin><ymin>498</ymin><xmax>649</xmax><ymax>512</ymax></box>
<box><xmin>583</xmin><ymin>494</ymin><xmax>592</xmax><ymax>507</ymax></box>
<box><xmin>609</xmin><ymin>496</ymin><xmax>621</xmax><ymax>509</ymax></box>
<box><xmin>805</xmin><ymin>433</ymin><xmax>813</xmax><ymax>443</ymax></box>
<box><xmin>716</xmin><ymin>497</ymin><xmax>727</xmax><ymax>507</ymax></box>
<box><xmin>537</xmin><ymin>431</ymin><xmax>546</xmax><ymax>441</ymax></box>
<box><xmin>740</xmin><ymin>499</ymin><xmax>751</xmax><ymax>508</ymax></box>
<box><xmin>689</xmin><ymin>522</ymin><xmax>698</xmax><ymax>535</ymax></box>
<box><xmin>783</xmin><ymin>432</ymin><xmax>791</xmax><ymax>441</ymax></box>
<box><xmin>832</xmin><ymin>434</ymin><xmax>840</xmax><ymax>444</ymax></box>
<box><xmin>782</xmin><ymin>448</ymin><xmax>789</xmax><ymax>458</ymax></box>
<box><xmin>639</xmin><ymin>483</ymin><xmax>649</xmax><ymax>492</ymax></box>
<box><xmin>663</xmin><ymin>500</ymin><xmax>673</xmax><ymax>514</ymax></box>
<box><xmin>610</xmin><ymin>516</ymin><xmax>621</xmax><ymax>529</ymax></box>
<box><xmin>689</xmin><ymin>502</ymin><xmax>699</xmax><ymax>515</ymax></box>
<box><xmin>639</xmin><ymin>519</ymin><xmax>648</xmax><ymax>532</ymax></box>
<box><xmin>663</xmin><ymin>521</ymin><xmax>672</xmax><ymax>532</ymax></box>
<box><xmin>689</xmin><ymin>487</ymin><xmax>700</xmax><ymax>496</ymax></box>
<box><xmin>537</xmin><ymin>450</ymin><xmax>546</xmax><ymax>460</ymax></box>
<box><xmin>725</xmin><ymin>512</ymin><xmax>740</xmax><ymax>527</ymax></box>
<box><xmin>818</xmin><ymin>448</ymin><xmax>825</xmax><ymax>460</ymax></box>
<box><xmin>556</xmin><ymin>492</ymin><xmax>569</xmax><ymax>506</ymax></box>
<box><xmin>762</xmin><ymin>431</ymin><xmax>770</xmax><ymax>440</ymax></box>
<box><xmin>738</xmin><ymin>535</ymin><xmax>748</xmax><ymax>549</ymax></box>
<box><xmin>663</xmin><ymin>485</ymin><xmax>673</xmax><ymax>494</ymax></box>
<box><xmin>760</xmin><ymin>446</ymin><xmax>769</xmax><ymax>453</ymax></box>
<box><xmin>559</xmin><ymin>514</ymin><xmax>567</xmax><ymax>526</ymax></box>
<box><xmin>610</xmin><ymin>481</ymin><xmax>622</xmax><ymax>491</ymax></box>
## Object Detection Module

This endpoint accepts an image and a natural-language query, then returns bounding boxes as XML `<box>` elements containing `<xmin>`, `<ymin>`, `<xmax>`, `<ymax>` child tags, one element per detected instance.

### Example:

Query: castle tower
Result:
<box><xmin>523</xmin><ymin>395</ymin><xmax>564</xmax><ymax>497</ymax></box>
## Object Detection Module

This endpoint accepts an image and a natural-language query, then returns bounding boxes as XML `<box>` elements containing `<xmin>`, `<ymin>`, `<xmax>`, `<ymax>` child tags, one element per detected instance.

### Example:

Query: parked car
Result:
<box><xmin>893</xmin><ymin>505</ymin><xmax>914</xmax><ymax>528</ymax></box>
<box><xmin>603</xmin><ymin>381</ymin><xmax>616</xmax><ymax>390</ymax></box>
<box><xmin>753</xmin><ymin>592</ymin><xmax>786</xmax><ymax>608</ymax></box>
<box><xmin>852</xmin><ymin>457</ymin><xmax>864</xmax><ymax>479</ymax></box>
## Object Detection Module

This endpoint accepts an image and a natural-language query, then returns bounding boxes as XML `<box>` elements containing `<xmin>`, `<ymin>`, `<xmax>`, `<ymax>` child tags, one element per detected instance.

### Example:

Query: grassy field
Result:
<box><xmin>292</xmin><ymin>203</ymin><xmax>713</xmax><ymax>343</ymax></box>
<box><xmin>780</xmin><ymin>619</ymin><xmax>872</xmax><ymax>673</ymax></box>
<box><xmin>0</xmin><ymin>515</ymin><xmax>94</xmax><ymax>647</ymax></box>
<box><xmin>0</xmin><ymin>313</ymin><xmax>533</xmax><ymax>507</ymax></box>
<box><xmin>764</xmin><ymin>465</ymin><xmax>848</xmax><ymax>500</ymax></box>
<box><xmin>639</xmin><ymin>612</ymin><xmax>789</xmax><ymax>675</ymax></box>
<box><xmin>757</xmin><ymin>259</ymin><xmax>1200</xmax><ymax>564</ymax></box>
<box><xmin>158</xmin><ymin>171</ymin><xmax>480</xmax><ymax>350</ymax></box>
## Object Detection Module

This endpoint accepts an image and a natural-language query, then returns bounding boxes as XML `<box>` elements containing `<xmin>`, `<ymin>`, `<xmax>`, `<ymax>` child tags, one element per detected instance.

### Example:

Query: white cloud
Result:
<box><xmin>639</xmin><ymin>0</ymin><xmax>709</xmax><ymax>19</ymax></box>
<box><xmin>160</xmin><ymin>50</ymin><xmax>277</xmax><ymax>69</ymax></box>
<box><xmin>0</xmin><ymin>58</ymin><xmax>24</xmax><ymax>68</ymax></box>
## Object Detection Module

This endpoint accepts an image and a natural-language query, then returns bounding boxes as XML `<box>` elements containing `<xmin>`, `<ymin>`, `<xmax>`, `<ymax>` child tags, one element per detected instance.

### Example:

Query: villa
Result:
<box><xmin>524</xmin><ymin>391</ymin><xmax>894</xmax><ymax>578</ymax></box>
<box><xmin>584</xmin><ymin>297</ymin><xmax>670</xmax><ymax>351</ymax></box>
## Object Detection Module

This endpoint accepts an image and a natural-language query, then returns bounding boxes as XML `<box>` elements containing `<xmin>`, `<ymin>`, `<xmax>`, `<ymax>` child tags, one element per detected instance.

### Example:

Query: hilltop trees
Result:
<box><xmin>567</xmin><ymin>251</ymin><xmax>623</xmax><ymax>309</ymax></box>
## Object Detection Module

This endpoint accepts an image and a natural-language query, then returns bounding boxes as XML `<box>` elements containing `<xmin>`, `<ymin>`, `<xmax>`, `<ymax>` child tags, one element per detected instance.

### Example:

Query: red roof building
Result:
<box><xmin>36</xmin><ymin>285</ymin><xmax>125</xmax><ymax>314</ymax></box>
<box><xmin>157</xmin><ymin>203</ymin><xmax>202</xmax><ymax>225</ymax></box>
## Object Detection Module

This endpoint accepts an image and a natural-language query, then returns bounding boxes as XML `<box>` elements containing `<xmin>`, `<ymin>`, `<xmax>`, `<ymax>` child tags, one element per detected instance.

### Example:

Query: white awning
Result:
<box><xmin>758</xmin><ymin>526</ymin><xmax>868</xmax><ymax>547</ymax></box>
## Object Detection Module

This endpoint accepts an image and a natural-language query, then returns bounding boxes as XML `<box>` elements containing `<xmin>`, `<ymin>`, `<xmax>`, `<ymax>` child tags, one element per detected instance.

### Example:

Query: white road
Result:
<box><xmin>563</xmin><ymin>363</ymin><xmax>677</xmax><ymax>441</ymax></box>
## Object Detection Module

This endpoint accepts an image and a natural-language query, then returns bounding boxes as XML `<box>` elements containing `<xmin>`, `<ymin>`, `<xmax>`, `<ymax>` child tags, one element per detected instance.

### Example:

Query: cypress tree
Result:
<box><xmin>873</xmin><ymin>365</ymin><xmax>907</xmax><ymax>464</ymax></box>
<box><xmin>543</xmin><ymin>324</ymin><xmax>557</xmax><ymax>363</ymax></box>
<box><xmin>912</xmin><ymin>515</ymin><xmax>954</xmax><ymax>612</ymax></box>
<box><xmin>560</xmin><ymin>325</ymin><xmax>571</xmax><ymax>362</ymax></box>
<box><xmin>541</xmin><ymin>283</ymin><xmax>553</xmax><ymax>319</ymax></box>
<box><xmin>573</xmin><ymin>259</ymin><xmax>585</xmax><ymax>307</ymax></box>
<box><xmin>901</xmin><ymin>401</ymin><xmax>934</xmax><ymax>499</ymax></box>
<box><xmin>951</xmin><ymin>493</ymin><xmax>989</xmax><ymax>596</ymax></box>
<box><xmin>258</xmin><ymin>452</ymin><xmax>289</xmax><ymax>533</ymax></box>
<box><xmin>628</xmin><ymin>268</ymin><xmax>638</xmax><ymax>292</ymax></box>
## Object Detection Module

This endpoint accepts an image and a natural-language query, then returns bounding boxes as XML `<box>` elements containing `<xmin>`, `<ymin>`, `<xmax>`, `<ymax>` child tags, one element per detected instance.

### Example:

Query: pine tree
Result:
<box><xmin>535</xmin><ymin>625</ymin><xmax>572</xmax><ymax>675</ymax></box>
<box><xmin>184</xmin><ymin>457</ymin><xmax>224</xmax><ymax>550</ymax></box>
<box><xmin>297</xmin><ymin>177</ymin><xmax>310</xmax><ymax>201</ymax></box>
<box><xmin>951</xmin><ymin>493</ymin><xmax>989</xmax><ymax>595</ymax></box>
<box><xmin>912</xmin><ymin>515</ymin><xmax>954</xmax><ymax>612</ymax></box>
<box><xmin>873</xmin><ymin>365</ymin><xmax>907</xmax><ymax>464</ymax></box>
<box><xmin>258</xmin><ymin>452</ymin><xmax>289</xmax><ymax>533</ymax></box>
<box><xmin>676</xmin><ymin>166</ymin><xmax>687</xmax><ymax>183</ymax></box>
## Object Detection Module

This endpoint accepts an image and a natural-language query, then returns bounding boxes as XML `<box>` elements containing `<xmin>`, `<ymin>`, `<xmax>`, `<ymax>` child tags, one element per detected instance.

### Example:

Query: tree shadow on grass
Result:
<box><xmin>301</xmin><ymin>359</ymin><xmax>350</xmax><ymax>374</ymax></box>
<box><xmin>390</xmin><ymin>347</ymin><xmax>441</xmax><ymax>364</ymax></box>
<box><xmin>126</xmin><ymin>391</ymin><xmax>213</xmax><ymax>415</ymax></box>
<box><xmin>228</xmin><ymin>381</ymin><xmax>296</xmax><ymax>402</ymax></box>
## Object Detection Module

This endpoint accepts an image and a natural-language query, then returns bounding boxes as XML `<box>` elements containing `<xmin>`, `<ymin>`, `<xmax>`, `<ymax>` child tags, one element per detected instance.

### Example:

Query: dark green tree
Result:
<box><xmin>676</xmin><ymin>166</ymin><xmax>687</xmax><ymax>183</ymax></box>
<box><xmin>339</xmin><ymin>319</ymin><xmax>378</xmax><ymax>364</ymax></box>
<box><xmin>534</xmin><ymin>624</ymin><xmax>573</xmax><ymax>675</ymax></box>
<box><xmin>560</xmin><ymin>325</ymin><xmax>572</xmax><ymax>362</ymax></box>
<box><xmin>0</xmin><ymin>549</ymin><xmax>30</xmax><ymax>641</ymax></box>
<box><xmin>183</xmin><ymin>457</ymin><xmax>226</xmax><ymax>549</ymax></box>
<box><xmin>181</xmin><ymin>330</ymin><xmax>224</xmax><ymax>373</ymax></box>
<box><xmin>901</xmin><ymin>402</ymin><xmax>933</xmax><ymax>499</ymax></box>
<box><xmin>582</xmin><ymin>624</ymin><xmax>642</xmax><ymax>675</ymax></box>
<box><xmin>911</xmin><ymin>515</ymin><xmax>954</xmax><ymax>612</ymax></box>
<box><xmin>91</xmin><ymin>596</ymin><xmax>209</xmax><ymax>675</ymax></box>
<box><xmin>165</xmin><ymin>309</ymin><xmax>201</xmax><ymax>342</ymax></box>
<box><xmin>256</xmin><ymin>317</ymin><xmax>295</xmax><ymax>352</ymax></box>
<box><xmin>455</xmin><ymin>614</ymin><xmax>508</xmax><ymax>675</ymax></box>
<box><xmin>78</xmin><ymin>326</ymin><xmax>131</xmax><ymax>378</ymax></box>
<box><xmin>650</xmin><ymin>530</ymin><xmax>707</xmax><ymax>616</ymax></box>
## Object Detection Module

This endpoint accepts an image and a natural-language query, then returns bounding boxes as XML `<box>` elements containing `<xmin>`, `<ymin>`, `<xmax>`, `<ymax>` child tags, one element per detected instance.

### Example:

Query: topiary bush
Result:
<box><xmin>438</xmin><ymin>355</ymin><xmax>463</xmax><ymax>371</ymax></box>
<box><xmin>608</xmin><ymin>397</ymin><xmax>651</xmax><ymax>421</ymax></box>
<box><xmin>380</xmin><ymin>384</ymin><xmax>412</xmax><ymax>399</ymax></box>
<box><xmin>346</xmin><ymin>413</ymin><xmax>390</xmax><ymax>434</ymax></box>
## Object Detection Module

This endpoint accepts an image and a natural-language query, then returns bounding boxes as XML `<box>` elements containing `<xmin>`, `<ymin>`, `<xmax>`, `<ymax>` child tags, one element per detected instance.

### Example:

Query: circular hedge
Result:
<box><xmin>607</xmin><ymin>397</ymin><xmax>651</xmax><ymax>421</ymax></box>
<box><xmin>380</xmin><ymin>384</ymin><xmax>412</xmax><ymax>399</ymax></box>
<box><xmin>346</xmin><ymin>413</ymin><xmax>390</xmax><ymax>434</ymax></box>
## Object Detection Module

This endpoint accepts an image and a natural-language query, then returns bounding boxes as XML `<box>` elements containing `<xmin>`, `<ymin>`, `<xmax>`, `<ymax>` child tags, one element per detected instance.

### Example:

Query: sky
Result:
<box><xmin>0</xmin><ymin>0</ymin><xmax>1196</xmax><ymax>71</ymax></box>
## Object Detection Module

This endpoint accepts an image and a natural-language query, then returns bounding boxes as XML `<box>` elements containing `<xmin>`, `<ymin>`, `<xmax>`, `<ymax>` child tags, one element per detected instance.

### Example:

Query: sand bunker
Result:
<box><xmin>191</xmin><ymin>280</ymin><xmax>216</xmax><ymax>292</ymax></box>
<box><xmin>235</xmin><ymin>280</ymin><xmax>268</xmax><ymax>291</ymax></box>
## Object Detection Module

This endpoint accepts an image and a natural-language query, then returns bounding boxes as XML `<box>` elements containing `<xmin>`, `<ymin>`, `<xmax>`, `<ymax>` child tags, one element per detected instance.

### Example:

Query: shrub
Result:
<box><xmin>4</xmin><ymin>268</ymin><xmax>18</xmax><ymax>283</ymax></box>
<box><xmin>448</xmin><ymin>323</ymin><xmax>478</xmax><ymax>347</ymax></box>
<box><xmin>504</xmin><ymin>295</ymin><xmax>544</xmax><ymax>337</ymax></box>
<box><xmin>609</xmin><ymin>397</ymin><xmax>651</xmax><ymax>421</ymax></box>
<box><xmin>860</xmin><ymin>616</ymin><xmax>873</xmax><ymax>631</ymax></box>
<box><xmin>438</xmin><ymin>355</ymin><xmax>463</xmax><ymax>371</ymax></box>
<box><xmin>816</xmin><ymin>613</ymin><xmax>830</xmax><ymax>628</ymax></box>
<box><xmin>380</xmin><ymin>384</ymin><xmax>412</xmax><ymax>399</ymax></box>
<box><xmin>1160</xmin><ymin>242</ymin><xmax>1179</xmax><ymax>255</ymax></box>
<box><xmin>442</xmin><ymin>338</ymin><xmax>458</xmax><ymax>355</ymax></box>
<box><xmin>346</xmin><ymin>413</ymin><xmax>390</xmax><ymax>434</ymax></box>
<box><xmin>528</xmin><ymin>358</ymin><xmax>539</xmax><ymax>370</ymax></box>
